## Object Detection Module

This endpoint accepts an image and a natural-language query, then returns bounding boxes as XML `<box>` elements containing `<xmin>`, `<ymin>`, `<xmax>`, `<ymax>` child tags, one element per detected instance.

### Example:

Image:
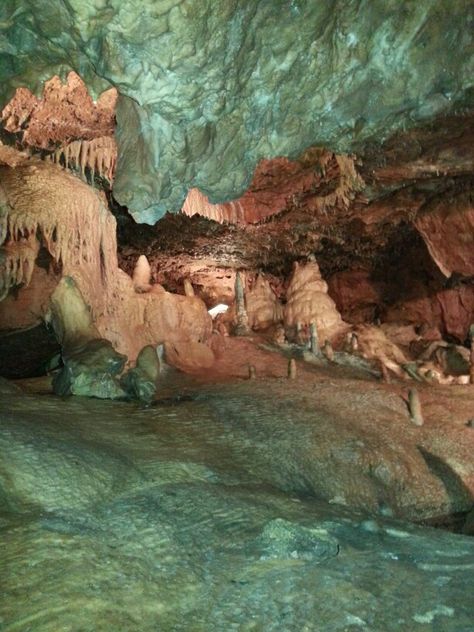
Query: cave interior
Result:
<box><xmin>1</xmin><ymin>2</ymin><xmax>474</xmax><ymax>630</ymax></box>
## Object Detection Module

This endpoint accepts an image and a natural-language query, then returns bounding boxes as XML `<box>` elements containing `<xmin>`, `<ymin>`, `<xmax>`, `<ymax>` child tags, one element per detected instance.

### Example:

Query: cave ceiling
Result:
<box><xmin>1</xmin><ymin>1</ymin><xmax>473</xmax><ymax>223</ymax></box>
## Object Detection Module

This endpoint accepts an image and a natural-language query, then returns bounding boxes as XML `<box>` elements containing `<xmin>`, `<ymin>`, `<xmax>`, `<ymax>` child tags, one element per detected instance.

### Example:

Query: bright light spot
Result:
<box><xmin>208</xmin><ymin>303</ymin><xmax>229</xmax><ymax>318</ymax></box>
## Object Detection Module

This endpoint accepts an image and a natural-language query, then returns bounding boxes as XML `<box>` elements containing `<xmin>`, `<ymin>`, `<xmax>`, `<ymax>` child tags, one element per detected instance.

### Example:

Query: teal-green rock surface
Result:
<box><xmin>1</xmin><ymin>1</ymin><xmax>473</xmax><ymax>221</ymax></box>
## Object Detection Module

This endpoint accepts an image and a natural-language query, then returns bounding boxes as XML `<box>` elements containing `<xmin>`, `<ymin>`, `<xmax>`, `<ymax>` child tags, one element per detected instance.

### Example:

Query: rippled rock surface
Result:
<box><xmin>1</xmin><ymin>377</ymin><xmax>473</xmax><ymax>631</ymax></box>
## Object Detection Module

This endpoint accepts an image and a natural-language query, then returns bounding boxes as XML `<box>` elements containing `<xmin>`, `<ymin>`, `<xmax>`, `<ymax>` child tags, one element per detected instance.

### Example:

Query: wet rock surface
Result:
<box><xmin>1</xmin><ymin>361</ymin><xmax>473</xmax><ymax>630</ymax></box>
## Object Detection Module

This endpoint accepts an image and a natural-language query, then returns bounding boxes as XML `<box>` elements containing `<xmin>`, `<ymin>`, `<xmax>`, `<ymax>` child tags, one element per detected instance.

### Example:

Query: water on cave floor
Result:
<box><xmin>1</xmin><ymin>372</ymin><xmax>474</xmax><ymax>632</ymax></box>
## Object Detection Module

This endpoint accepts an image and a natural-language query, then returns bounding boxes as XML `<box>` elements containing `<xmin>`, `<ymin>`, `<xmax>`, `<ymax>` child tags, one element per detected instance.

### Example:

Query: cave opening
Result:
<box><xmin>0</xmin><ymin>4</ymin><xmax>474</xmax><ymax>630</ymax></box>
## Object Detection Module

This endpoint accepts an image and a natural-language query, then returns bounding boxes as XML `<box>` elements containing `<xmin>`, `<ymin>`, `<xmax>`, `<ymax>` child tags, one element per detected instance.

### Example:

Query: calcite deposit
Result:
<box><xmin>1</xmin><ymin>71</ymin><xmax>116</xmax><ymax>150</ymax></box>
<box><xmin>245</xmin><ymin>275</ymin><xmax>283</xmax><ymax>332</ymax></box>
<box><xmin>285</xmin><ymin>259</ymin><xmax>347</xmax><ymax>343</ymax></box>
<box><xmin>0</xmin><ymin>157</ymin><xmax>212</xmax><ymax>387</ymax></box>
<box><xmin>182</xmin><ymin>150</ymin><xmax>363</xmax><ymax>225</ymax></box>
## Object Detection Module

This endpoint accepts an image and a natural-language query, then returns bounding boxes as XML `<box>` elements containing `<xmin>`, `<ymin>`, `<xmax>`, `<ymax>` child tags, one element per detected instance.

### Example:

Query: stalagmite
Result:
<box><xmin>310</xmin><ymin>321</ymin><xmax>321</xmax><ymax>356</ymax></box>
<box><xmin>285</xmin><ymin>259</ymin><xmax>347</xmax><ymax>343</ymax></box>
<box><xmin>272</xmin><ymin>324</ymin><xmax>286</xmax><ymax>345</ymax></box>
<box><xmin>323</xmin><ymin>340</ymin><xmax>334</xmax><ymax>362</ymax></box>
<box><xmin>408</xmin><ymin>389</ymin><xmax>424</xmax><ymax>426</ymax></box>
<box><xmin>233</xmin><ymin>270</ymin><xmax>250</xmax><ymax>336</ymax></box>
<box><xmin>133</xmin><ymin>255</ymin><xmax>152</xmax><ymax>293</ymax></box>
<box><xmin>380</xmin><ymin>360</ymin><xmax>390</xmax><ymax>384</ymax></box>
<box><xmin>295</xmin><ymin>321</ymin><xmax>306</xmax><ymax>346</ymax></box>
<box><xmin>184</xmin><ymin>279</ymin><xmax>195</xmax><ymax>297</ymax></box>
<box><xmin>470</xmin><ymin>325</ymin><xmax>474</xmax><ymax>385</ymax></box>
<box><xmin>245</xmin><ymin>274</ymin><xmax>283</xmax><ymax>331</ymax></box>
<box><xmin>288</xmin><ymin>358</ymin><xmax>297</xmax><ymax>379</ymax></box>
<box><xmin>350</xmin><ymin>333</ymin><xmax>359</xmax><ymax>353</ymax></box>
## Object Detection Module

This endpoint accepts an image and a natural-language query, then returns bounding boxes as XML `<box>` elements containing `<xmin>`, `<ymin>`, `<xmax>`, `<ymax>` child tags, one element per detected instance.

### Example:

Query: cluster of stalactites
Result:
<box><xmin>47</xmin><ymin>137</ymin><xmax>117</xmax><ymax>184</ymax></box>
<box><xmin>182</xmin><ymin>188</ymin><xmax>248</xmax><ymax>224</ymax></box>
<box><xmin>0</xmin><ymin>162</ymin><xmax>118</xmax><ymax>302</ymax></box>
<box><xmin>181</xmin><ymin>151</ymin><xmax>364</xmax><ymax>225</ymax></box>
<box><xmin>0</xmin><ymin>231</ymin><xmax>39</xmax><ymax>300</ymax></box>
<box><xmin>316</xmin><ymin>154</ymin><xmax>364</xmax><ymax>212</ymax></box>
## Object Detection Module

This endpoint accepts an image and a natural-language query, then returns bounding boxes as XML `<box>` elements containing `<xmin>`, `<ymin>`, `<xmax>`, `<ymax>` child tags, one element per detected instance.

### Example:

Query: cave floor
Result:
<box><xmin>1</xmin><ymin>339</ymin><xmax>474</xmax><ymax>631</ymax></box>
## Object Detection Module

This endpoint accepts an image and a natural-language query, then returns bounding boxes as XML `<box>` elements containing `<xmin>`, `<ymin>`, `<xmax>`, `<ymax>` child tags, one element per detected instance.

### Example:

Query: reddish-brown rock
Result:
<box><xmin>415</xmin><ymin>191</ymin><xmax>474</xmax><ymax>277</ymax></box>
<box><xmin>2</xmin><ymin>72</ymin><xmax>116</xmax><ymax>150</ymax></box>
<box><xmin>328</xmin><ymin>270</ymin><xmax>383</xmax><ymax>324</ymax></box>
<box><xmin>182</xmin><ymin>149</ymin><xmax>363</xmax><ymax>225</ymax></box>
<box><xmin>164</xmin><ymin>341</ymin><xmax>215</xmax><ymax>373</ymax></box>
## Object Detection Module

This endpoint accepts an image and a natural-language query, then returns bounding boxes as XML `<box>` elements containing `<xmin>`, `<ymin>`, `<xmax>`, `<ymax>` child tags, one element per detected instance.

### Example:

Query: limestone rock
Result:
<box><xmin>328</xmin><ymin>269</ymin><xmax>383</xmax><ymax>324</ymax></box>
<box><xmin>143</xmin><ymin>292</ymin><xmax>212</xmax><ymax>348</ymax></box>
<box><xmin>164</xmin><ymin>341</ymin><xmax>215</xmax><ymax>373</ymax></box>
<box><xmin>416</xmin><ymin>191</ymin><xmax>474</xmax><ymax>277</ymax></box>
<box><xmin>1</xmin><ymin>72</ymin><xmax>116</xmax><ymax>150</ymax></box>
<box><xmin>463</xmin><ymin>506</ymin><xmax>474</xmax><ymax>536</ymax></box>
<box><xmin>182</xmin><ymin>150</ymin><xmax>363</xmax><ymax>225</ymax></box>
<box><xmin>255</xmin><ymin>518</ymin><xmax>339</xmax><ymax>563</ymax></box>
<box><xmin>0</xmin><ymin>264</ymin><xmax>60</xmax><ymax>332</ymax></box>
<box><xmin>0</xmin><ymin>376</ymin><xmax>21</xmax><ymax>395</ymax></box>
<box><xmin>285</xmin><ymin>260</ymin><xmax>347</xmax><ymax>342</ymax></box>
<box><xmin>0</xmin><ymin>160</ymin><xmax>214</xmax><ymax>369</ymax></box>
<box><xmin>246</xmin><ymin>274</ymin><xmax>283</xmax><ymax>331</ymax></box>
<box><xmin>53</xmin><ymin>338</ymin><xmax>127</xmax><ymax>399</ymax></box>
<box><xmin>0</xmin><ymin>2</ymin><xmax>472</xmax><ymax>220</ymax></box>
<box><xmin>0</xmin><ymin>412</ymin><xmax>142</xmax><ymax>512</ymax></box>
<box><xmin>121</xmin><ymin>344</ymin><xmax>162</xmax><ymax>404</ymax></box>
<box><xmin>355</xmin><ymin>324</ymin><xmax>409</xmax><ymax>378</ymax></box>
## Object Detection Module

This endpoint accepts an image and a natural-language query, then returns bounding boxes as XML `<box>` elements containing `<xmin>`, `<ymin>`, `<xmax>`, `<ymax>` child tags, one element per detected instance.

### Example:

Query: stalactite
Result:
<box><xmin>0</xmin><ymin>161</ymin><xmax>117</xmax><ymax>303</ymax></box>
<box><xmin>48</xmin><ymin>137</ymin><xmax>117</xmax><ymax>184</ymax></box>
<box><xmin>0</xmin><ymin>234</ymin><xmax>39</xmax><ymax>300</ymax></box>
<box><xmin>181</xmin><ymin>151</ymin><xmax>364</xmax><ymax>225</ymax></box>
<box><xmin>0</xmin><ymin>159</ymin><xmax>212</xmax><ymax>364</ymax></box>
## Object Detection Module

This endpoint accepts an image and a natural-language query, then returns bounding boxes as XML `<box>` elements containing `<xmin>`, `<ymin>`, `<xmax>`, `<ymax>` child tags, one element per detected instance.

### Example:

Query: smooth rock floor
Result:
<box><xmin>1</xmin><ymin>357</ymin><xmax>474</xmax><ymax>631</ymax></box>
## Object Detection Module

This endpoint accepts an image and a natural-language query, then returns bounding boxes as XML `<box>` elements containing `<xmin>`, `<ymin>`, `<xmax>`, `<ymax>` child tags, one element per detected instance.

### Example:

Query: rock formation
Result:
<box><xmin>1</xmin><ymin>72</ymin><xmax>116</xmax><ymax>150</ymax></box>
<box><xmin>182</xmin><ymin>150</ymin><xmax>363</xmax><ymax>225</ymax></box>
<box><xmin>245</xmin><ymin>274</ymin><xmax>283</xmax><ymax>331</ymax></box>
<box><xmin>415</xmin><ymin>191</ymin><xmax>474</xmax><ymax>278</ymax></box>
<box><xmin>285</xmin><ymin>259</ymin><xmax>347</xmax><ymax>343</ymax></box>
<box><xmin>0</xmin><ymin>156</ymin><xmax>213</xmax><ymax>394</ymax></box>
<box><xmin>1</xmin><ymin>3</ymin><xmax>473</xmax><ymax>221</ymax></box>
